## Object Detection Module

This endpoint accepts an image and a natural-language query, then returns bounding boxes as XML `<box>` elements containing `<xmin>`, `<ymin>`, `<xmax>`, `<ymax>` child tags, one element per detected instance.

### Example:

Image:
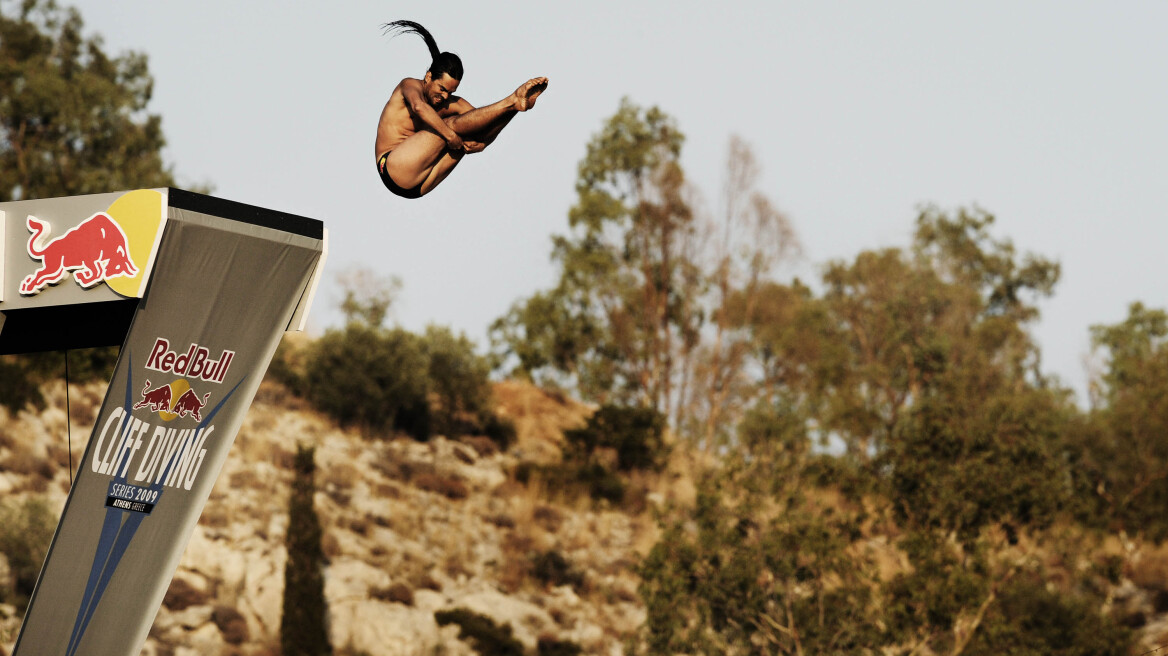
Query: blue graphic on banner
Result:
<box><xmin>64</xmin><ymin>352</ymin><xmax>245</xmax><ymax>656</ymax></box>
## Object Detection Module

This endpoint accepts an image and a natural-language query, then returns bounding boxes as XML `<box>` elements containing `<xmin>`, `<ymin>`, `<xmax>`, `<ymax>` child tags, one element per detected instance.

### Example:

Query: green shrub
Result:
<box><xmin>421</xmin><ymin>325</ymin><xmax>492</xmax><ymax>438</ymax></box>
<box><xmin>565</xmin><ymin>404</ymin><xmax>666</xmax><ymax>471</ymax></box>
<box><xmin>0</xmin><ymin>357</ymin><xmax>45</xmax><ymax>413</ymax></box>
<box><xmin>514</xmin><ymin>462</ymin><xmax>625</xmax><ymax>505</ymax></box>
<box><xmin>482</xmin><ymin>414</ymin><xmax>517</xmax><ymax>451</ymax></box>
<box><xmin>267</xmin><ymin>337</ymin><xmax>309</xmax><ymax>396</ymax></box>
<box><xmin>302</xmin><ymin>324</ymin><xmax>431</xmax><ymax>439</ymax></box>
<box><xmin>530</xmin><ymin>550</ymin><xmax>584</xmax><ymax>589</ymax></box>
<box><xmin>963</xmin><ymin>577</ymin><xmax>1133</xmax><ymax>655</ymax></box>
<box><xmin>576</xmin><ymin>463</ymin><xmax>625</xmax><ymax>504</ymax></box>
<box><xmin>0</xmin><ymin>496</ymin><xmax>56</xmax><ymax>608</ymax></box>
<box><xmin>0</xmin><ymin>349</ymin><xmax>122</xmax><ymax>414</ymax></box>
<box><xmin>434</xmin><ymin>607</ymin><xmax>524</xmax><ymax>656</ymax></box>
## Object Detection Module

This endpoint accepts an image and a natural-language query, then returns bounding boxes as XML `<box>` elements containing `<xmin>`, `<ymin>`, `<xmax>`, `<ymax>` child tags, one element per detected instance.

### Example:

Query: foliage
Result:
<box><xmin>630</xmin><ymin>198</ymin><xmax>1135</xmax><ymax>653</ymax></box>
<box><xmin>0</xmin><ymin>0</ymin><xmax>178</xmax><ymax>411</ymax></box>
<box><xmin>882</xmin><ymin>384</ymin><xmax>1072</xmax><ymax>542</ymax></box>
<box><xmin>335</xmin><ymin>266</ymin><xmax>401</xmax><ymax>329</ymax></box>
<box><xmin>575</xmin><ymin>462</ymin><xmax>626</xmax><ymax>504</ymax></box>
<box><xmin>296</xmin><ymin>322</ymin><xmax>501</xmax><ymax>442</ymax></box>
<box><xmin>302</xmin><ymin>323</ymin><xmax>431</xmax><ymax>439</ymax></box>
<box><xmin>515</xmin><ymin>461</ymin><xmax>625</xmax><ymax>505</ymax></box>
<box><xmin>480</xmin><ymin>413</ymin><xmax>517</xmax><ymax>451</ymax></box>
<box><xmin>267</xmin><ymin>337</ymin><xmax>310</xmax><ymax>397</ymax></box>
<box><xmin>1070</xmin><ymin>302</ymin><xmax>1168</xmax><ymax>540</ymax></box>
<box><xmin>530</xmin><ymin>550</ymin><xmax>584</xmax><ymax>589</ymax></box>
<box><xmin>434</xmin><ymin>608</ymin><xmax>524</xmax><ymax>656</ymax></box>
<box><xmin>421</xmin><ymin>325</ymin><xmax>493</xmax><ymax>438</ymax></box>
<box><xmin>290</xmin><ymin>269</ymin><xmax>500</xmax><ymax>442</ymax></box>
<box><xmin>0</xmin><ymin>0</ymin><xmax>176</xmax><ymax>201</ymax></box>
<box><xmin>962</xmin><ymin>576</ymin><xmax>1132</xmax><ymax>656</ymax></box>
<box><xmin>0</xmin><ymin>356</ymin><xmax>45</xmax><ymax>413</ymax></box>
<box><xmin>281</xmin><ymin>446</ymin><xmax>332</xmax><ymax>656</ymax></box>
<box><xmin>884</xmin><ymin>531</ymin><xmax>993</xmax><ymax>651</ymax></box>
<box><xmin>493</xmin><ymin>103</ymin><xmax>798</xmax><ymax>448</ymax></box>
<box><xmin>0</xmin><ymin>347</ymin><xmax>120</xmax><ymax>413</ymax></box>
<box><xmin>491</xmin><ymin>98</ymin><xmax>699</xmax><ymax>415</ymax></box>
<box><xmin>0</xmin><ymin>496</ymin><xmax>56</xmax><ymax>608</ymax></box>
<box><xmin>638</xmin><ymin>486</ymin><xmax>880</xmax><ymax>655</ymax></box>
<box><xmin>564</xmin><ymin>404</ymin><xmax>666</xmax><ymax>472</ymax></box>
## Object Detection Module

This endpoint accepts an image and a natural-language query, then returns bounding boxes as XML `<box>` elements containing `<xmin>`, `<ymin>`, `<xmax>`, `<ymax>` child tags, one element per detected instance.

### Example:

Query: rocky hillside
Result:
<box><xmin>5</xmin><ymin>379</ymin><xmax>1168</xmax><ymax>655</ymax></box>
<box><xmin>0</xmin><ymin>378</ymin><xmax>675</xmax><ymax>656</ymax></box>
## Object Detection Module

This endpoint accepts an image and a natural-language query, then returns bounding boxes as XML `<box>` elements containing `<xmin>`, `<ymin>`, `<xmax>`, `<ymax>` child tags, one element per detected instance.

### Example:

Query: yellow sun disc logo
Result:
<box><xmin>104</xmin><ymin>189</ymin><xmax>166</xmax><ymax>298</ymax></box>
<box><xmin>156</xmin><ymin>379</ymin><xmax>191</xmax><ymax>422</ymax></box>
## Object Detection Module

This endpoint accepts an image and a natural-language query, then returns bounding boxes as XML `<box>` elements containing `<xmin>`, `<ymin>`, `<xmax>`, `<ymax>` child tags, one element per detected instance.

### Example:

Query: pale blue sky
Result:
<box><xmin>66</xmin><ymin>1</ymin><xmax>1168</xmax><ymax>403</ymax></box>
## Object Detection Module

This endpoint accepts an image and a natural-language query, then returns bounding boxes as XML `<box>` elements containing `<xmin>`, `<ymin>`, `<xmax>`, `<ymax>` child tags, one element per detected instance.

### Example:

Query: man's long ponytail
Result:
<box><xmin>382</xmin><ymin>20</ymin><xmax>464</xmax><ymax>81</ymax></box>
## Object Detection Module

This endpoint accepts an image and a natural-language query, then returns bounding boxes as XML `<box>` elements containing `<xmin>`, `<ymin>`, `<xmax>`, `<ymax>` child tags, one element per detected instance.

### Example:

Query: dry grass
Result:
<box><xmin>413</xmin><ymin>471</ymin><xmax>469</xmax><ymax>500</ymax></box>
<box><xmin>321</xmin><ymin>531</ymin><xmax>343</xmax><ymax>560</ymax></box>
<box><xmin>164</xmin><ymin>577</ymin><xmax>211</xmax><ymax>610</ymax></box>
<box><xmin>251</xmin><ymin>378</ymin><xmax>311</xmax><ymax>412</ymax></box>
<box><xmin>460</xmin><ymin>435</ymin><xmax>499</xmax><ymax>457</ymax></box>
<box><xmin>371</xmin><ymin>582</ymin><xmax>415</xmax><ymax>606</ymax></box>
<box><xmin>45</xmin><ymin>441</ymin><xmax>74</xmax><ymax>471</ymax></box>
<box><xmin>320</xmin><ymin>462</ymin><xmax>361</xmax><ymax>507</ymax></box>
<box><xmin>533</xmin><ymin>505</ymin><xmax>565</xmax><ymax>532</ymax></box>
<box><xmin>229</xmin><ymin>469</ymin><xmax>263</xmax><ymax>491</ymax></box>
<box><xmin>372</xmin><ymin>482</ymin><xmax>400</xmax><ymax>499</ymax></box>
<box><xmin>212</xmin><ymin>605</ymin><xmax>250</xmax><ymax>645</ymax></box>
<box><xmin>492</xmin><ymin>380</ymin><xmax>593</xmax><ymax>463</ymax></box>
<box><xmin>1</xmin><ymin>451</ymin><xmax>54</xmax><ymax>478</ymax></box>
<box><xmin>347</xmin><ymin>516</ymin><xmax>371</xmax><ymax>536</ymax></box>
<box><xmin>198</xmin><ymin>503</ymin><xmax>233</xmax><ymax>529</ymax></box>
<box><xmin>498</xmin><ymin>531</ymin><xmax>536</xmax><ymax>593</ymax></box>
<box><xmin>1132</xmin><ymin>543</ymin><xmax>1168</xmax><ymax>592</ymax></box>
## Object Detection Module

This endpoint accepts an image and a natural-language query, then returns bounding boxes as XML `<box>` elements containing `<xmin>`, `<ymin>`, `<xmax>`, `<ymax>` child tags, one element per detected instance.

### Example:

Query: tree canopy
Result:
<box><xmin>0</xmin><ymin>0</ymin><xmax>175</xmax><ymax>201</ymax></box>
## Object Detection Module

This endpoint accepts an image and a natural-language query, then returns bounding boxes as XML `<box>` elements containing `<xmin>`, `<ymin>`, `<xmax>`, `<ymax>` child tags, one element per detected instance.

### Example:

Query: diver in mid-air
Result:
<box><xmin>374</xmin><ymin>20</ymin><xmax>548</xmax><ymax>199</ymax></box>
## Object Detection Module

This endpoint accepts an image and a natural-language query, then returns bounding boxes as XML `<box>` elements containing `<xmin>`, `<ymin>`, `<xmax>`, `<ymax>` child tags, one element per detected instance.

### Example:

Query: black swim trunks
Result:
<box><xmin>378</xmin><ymin>153</ymin><xmax>423</xmax><ymax>199</ymax></box>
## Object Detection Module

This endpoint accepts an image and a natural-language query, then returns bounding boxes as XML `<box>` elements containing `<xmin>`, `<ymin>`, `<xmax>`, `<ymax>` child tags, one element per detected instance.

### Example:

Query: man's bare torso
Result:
<box><xmin>375</xmin><ymin>78</ymin><xmax>462</xmax><ymax>163</ymax></box>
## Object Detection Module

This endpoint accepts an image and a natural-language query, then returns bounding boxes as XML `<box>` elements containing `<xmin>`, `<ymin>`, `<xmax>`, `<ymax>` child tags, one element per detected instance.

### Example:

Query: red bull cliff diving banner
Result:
<box><xmin>0</xmin><ymin>188</ymin><xmax>327</xmax><ymax>655</ymax></box>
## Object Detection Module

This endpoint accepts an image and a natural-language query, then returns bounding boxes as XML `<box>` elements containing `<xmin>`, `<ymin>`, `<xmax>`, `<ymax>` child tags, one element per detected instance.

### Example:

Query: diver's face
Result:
<box><xmin>424</xmin><ymin>72</ymin><xmax>460</xmax><ymax>107</ymax></box>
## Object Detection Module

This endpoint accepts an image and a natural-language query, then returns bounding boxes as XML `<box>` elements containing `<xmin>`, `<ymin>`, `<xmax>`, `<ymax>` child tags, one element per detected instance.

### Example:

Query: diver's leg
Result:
<box><xmin>445</xmin><ymin>77</ymin><xmax>549</xmax><ymax>136</ymax></box>
<box><xmin>381</xmin><ymin>130</ymin><xmax>450</xmax><ymax>191</ymax></box>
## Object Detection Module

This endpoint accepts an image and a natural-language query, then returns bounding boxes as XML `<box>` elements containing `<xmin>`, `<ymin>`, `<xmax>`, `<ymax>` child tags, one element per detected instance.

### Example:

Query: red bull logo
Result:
<box><xmin>133</xmin><ymin>379</ymin><xmax>211</xmax><ymax>422</ymax></box>
<box><xmin>145</xmin><ymin>338</ymin><xmax>236</xmax><ymax>384</ymax></box>
<box><xmin>171</xmin><ymin>388</ymin><xmax>210</xmax><ymax>421</ymax></box>
<box><xmin>134</xmin><ymin>381</ymin><xmax>172</xmax><ymax>413</ymax></box>
<box><xmin>20</xmin><ymin>212</ymin><xmax>138</xmax><ymax>295</ymax></box>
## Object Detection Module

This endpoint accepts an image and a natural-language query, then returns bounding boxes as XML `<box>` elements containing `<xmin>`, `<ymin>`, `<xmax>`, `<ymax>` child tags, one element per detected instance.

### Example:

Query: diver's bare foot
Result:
<box><xmin>513</xmin><ymin>77</ymin><xmax>549</xmax><ymax>112</ymax></box>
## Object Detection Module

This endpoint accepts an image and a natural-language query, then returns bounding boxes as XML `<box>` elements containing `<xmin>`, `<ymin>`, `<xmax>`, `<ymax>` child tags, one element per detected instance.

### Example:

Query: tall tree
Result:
<box><xmin>492</xmin><ymin>105</ymin><xmax>798</xmax><ymax>442</ymax></box>
<box><xmin>815</xmin><ymin>207</ymin><xmax>1061</xmax><ymax>463</ymax></box>
<box><xmin>1072</xmin><ymin>302</ymin><xmax>1168</xmax><ymax>540</ymax></box>
<box><xmin>0</xmin><ymin>0</ymin><xmax>178</xmax><ymax>408</ymax></box>
<box><xmin>687</xmin><ymin>136</ymin><xmax>799</xmax><ymax>448</ymax></box>
<box><xmin>281</xmin><ymin>446</ymin><xmax>332</xmax><ymax>656</ymax></box>
<box><xmin>0</xmin><ymin>0</ymin><xmax>175</xmax><ymax>201</ymax></box>
<box><xmin>492</xmin><ymin>98</ymin><xmax>698</xmax><ymax>413</ymax></box>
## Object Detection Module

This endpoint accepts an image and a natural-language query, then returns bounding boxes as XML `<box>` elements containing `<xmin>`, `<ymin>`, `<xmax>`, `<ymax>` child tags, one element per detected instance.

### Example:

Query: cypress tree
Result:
<box><xmin>281</xmin><ymin>446</ymin><xmax>332</xmax><ymax>656</ymax></box>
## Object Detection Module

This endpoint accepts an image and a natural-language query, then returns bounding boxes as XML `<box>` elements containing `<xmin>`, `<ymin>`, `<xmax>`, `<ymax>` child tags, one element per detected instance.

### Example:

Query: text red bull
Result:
<box><xmin>144</xmin><ymin>338</ymin><xmax>236</xmax><ymax>383</ymax></box>
<box><xmin>20</xmin><ymin>212</ymin><xmax>138</xmax><ymax>295</ymax></box>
